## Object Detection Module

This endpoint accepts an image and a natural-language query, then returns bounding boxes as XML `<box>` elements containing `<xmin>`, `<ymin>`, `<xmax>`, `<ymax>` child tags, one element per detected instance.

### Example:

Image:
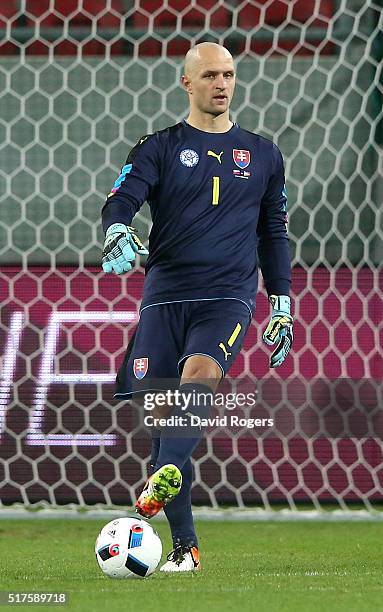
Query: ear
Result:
<box><xmin>181</xmin><ymin>74</ymin><xmax>192</xmax><ymax>94</ymax></box>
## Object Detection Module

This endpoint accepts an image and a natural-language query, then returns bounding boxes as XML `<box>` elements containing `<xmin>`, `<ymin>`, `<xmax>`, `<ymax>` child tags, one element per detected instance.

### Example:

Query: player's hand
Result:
<box><xmin>102</xmin><ymin>223</ymin><xmax>148</xmax><ymax>274</ymax></box>
<box><xmin>262</xmin><ymin>295</ymin><xmax>293</xmax><ymax>368</ymax></box>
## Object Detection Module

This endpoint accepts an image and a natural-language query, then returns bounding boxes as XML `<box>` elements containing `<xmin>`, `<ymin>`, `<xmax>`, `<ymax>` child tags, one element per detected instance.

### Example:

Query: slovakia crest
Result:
<box><xmin>133</xmin><ymin>357</ymin><xmax>148</xmax><ymax>379</ymax></box>
<box><xmin>233</xmin><ymin>149</ymin><xmax>250</xmax><ymax>169</ymax></box>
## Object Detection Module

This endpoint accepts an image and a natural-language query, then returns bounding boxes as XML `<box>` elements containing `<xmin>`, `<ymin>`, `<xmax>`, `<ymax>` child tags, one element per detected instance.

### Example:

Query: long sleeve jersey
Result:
<box><xmin>102</xmin><ymin>120</ymin><xmax>291</xmax><ymax>313</ymax></box>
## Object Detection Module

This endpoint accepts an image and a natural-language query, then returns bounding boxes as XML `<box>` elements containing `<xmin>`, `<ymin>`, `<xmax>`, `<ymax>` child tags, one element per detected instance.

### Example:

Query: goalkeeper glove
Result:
<box><xmin>102</xmin><ymin>223</ymin><xmax>148</xmax><ymax>275</ymax></box>
<box><xmin>262</xmin><ymin>295</ymin><xmax>293</xmax><ymax>368</ymax></box>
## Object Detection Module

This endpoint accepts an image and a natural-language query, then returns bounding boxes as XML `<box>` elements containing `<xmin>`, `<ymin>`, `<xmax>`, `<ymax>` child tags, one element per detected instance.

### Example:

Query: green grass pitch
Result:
<box><xmin>1</xmin><ymin>519</ymin><xmax>382</xmax><ymax>612</ymax></box>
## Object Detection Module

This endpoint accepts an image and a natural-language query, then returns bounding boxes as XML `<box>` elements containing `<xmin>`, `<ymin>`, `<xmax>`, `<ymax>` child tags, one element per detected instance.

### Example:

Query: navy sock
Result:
<box><xmin>155</xmin><ymin>383</ymin><xmax>212</xmax><ymax>471</ymax></box>
<box><xmin>163</xmin><ymin>458</ymin><xmax>197</xmax><ymax>547</ymax></box>
<box><xmin>149</xmin><ymin>430</ymin><xmax>198</xmax><ymax>547</ymax></box>
<box><xmin>149</xmin><ymin>429</ymin><xmax>161</xmax><ymax>471</ymax></box>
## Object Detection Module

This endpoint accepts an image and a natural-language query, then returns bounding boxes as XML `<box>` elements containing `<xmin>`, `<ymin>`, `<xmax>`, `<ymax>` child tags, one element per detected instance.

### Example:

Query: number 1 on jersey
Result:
<box><xmin>211</xmin><ymin>176</ymin><xmax>220</xmax><ymax>206</ymax></box>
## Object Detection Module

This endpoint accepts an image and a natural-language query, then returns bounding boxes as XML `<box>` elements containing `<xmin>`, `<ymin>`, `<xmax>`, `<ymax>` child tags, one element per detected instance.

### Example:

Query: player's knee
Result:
<box><xmin>181</xmin><ymin>355</ymin><xmax>222</xmax><ymax>388</ymax></box>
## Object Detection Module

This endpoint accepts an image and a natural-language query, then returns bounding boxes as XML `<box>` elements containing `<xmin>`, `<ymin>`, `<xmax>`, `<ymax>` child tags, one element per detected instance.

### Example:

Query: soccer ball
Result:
<box><xmin>95</xmin><ymin>516</ymin><xmax>162</xmax><ymax>579</ymax></box>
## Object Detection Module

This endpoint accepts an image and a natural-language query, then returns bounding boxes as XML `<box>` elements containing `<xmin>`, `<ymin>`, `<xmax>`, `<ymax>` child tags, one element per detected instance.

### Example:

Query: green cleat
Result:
<box><xmin>135</xmin><ymin>464</ymin><xmax>182</xmax><ymax>518</ymax></box>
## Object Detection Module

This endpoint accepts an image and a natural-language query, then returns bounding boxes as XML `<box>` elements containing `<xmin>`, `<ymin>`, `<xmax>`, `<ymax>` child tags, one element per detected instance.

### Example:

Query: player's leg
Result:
<box><xmin>160</xmin><ymin>458</ymin><xmax>201</xmax><ymax>572</ymax></box>
<box><xmin>153</xmin><ymin>298</ymin><xmax>251</xmax><ymax>472</ymax></box>
<box><xmin>116</xmin><ymin>304</ymin><xmax>185</xmax><ymax>516</ymax></box>
<box><xmin>149</xmin><ymin>429</ymin><xmax>200</xmax><ymax>569</ymax></box>
<box><xmin>154</xmin><ymin>300</ymin><xmax>252</xmax><ymax>571</ymax></box>
<box><xmin>163</xmin><ymin>458</ymin><xmax>196</xmax><ymax>546</ymax></box>
<box><xmin>143</xmin><ymin>355</ymin><xmax>218</xmax><ymax>570</ymax></box>
<box><xmin>137</xmin><ymin>427</ymin><xmax>184</xmax><ymax>520</ymax></box>
<box><xmin>136</xmin><ymin>374</ymin><xmax>212</xmax><ymax>520</ymax></box>
<box><xmin>152</xmin><ymin>358</ymin><xmax>219</xmax><ymax>471</ymax></box>
<box><xmin>136</xmin><ymin>360</ymin><xmax>220</xmax><ymax>523</ymax></box>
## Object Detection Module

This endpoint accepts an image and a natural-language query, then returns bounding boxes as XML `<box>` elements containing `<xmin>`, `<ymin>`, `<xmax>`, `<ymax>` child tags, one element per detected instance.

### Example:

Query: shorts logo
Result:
<box><xmin>233</xmin><ymin>149</ymin><xmax>250</xmax><ymax>169</ymax></box>
<box><xmin>219</xmin><ymin>342</ymin><xmax>232</xmax><ymax>361</ymax></box>
<box><xmin>219</xmin><ymin>323</ymin><xmax>242</xmax><ymax>361</ymax></box>
<box><xmin>180</xmin><ymin>149</ymin><xmax>199</xmax><ymax>167</ymax></box>
<box><xmin>133</xmin><ymin>358</ymin><xmax>148</xmax><ymax>379</ymax></box>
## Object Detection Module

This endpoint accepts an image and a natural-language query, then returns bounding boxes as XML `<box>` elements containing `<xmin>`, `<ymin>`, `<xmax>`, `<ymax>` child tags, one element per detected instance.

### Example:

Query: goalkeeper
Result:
<box><xmin>101</xmin><ymin>42</ymin><xmax>293</xmax><ymax>572</ymax></box>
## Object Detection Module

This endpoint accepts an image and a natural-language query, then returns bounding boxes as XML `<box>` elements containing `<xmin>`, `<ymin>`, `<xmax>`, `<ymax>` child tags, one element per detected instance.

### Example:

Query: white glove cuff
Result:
<box><xmin>269</xmin><ymin>295</ymin><xmax>291</xmax><ymax>315</ymax></box>
<box><xmin>105</xmin><ymin>223</ymin><xmax>128</xmax><ymax>237</ymax></box>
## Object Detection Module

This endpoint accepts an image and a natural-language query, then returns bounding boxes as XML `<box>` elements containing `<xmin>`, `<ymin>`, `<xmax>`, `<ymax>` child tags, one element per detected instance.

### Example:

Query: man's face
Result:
<box><xmin>184</xmin><ymin>55</ymin><xmax>236</xmax><ymax>116</ymax></box>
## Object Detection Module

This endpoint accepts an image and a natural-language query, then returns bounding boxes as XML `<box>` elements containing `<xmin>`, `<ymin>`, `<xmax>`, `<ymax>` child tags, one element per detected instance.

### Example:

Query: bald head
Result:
<box><xmin>184</xmin><ymin>43</ymin><xmax>233</xmax><ymax>78</ymax></box>
<box><xmin>181</xmin><ymin>42</ymin><xmax>235</xmax><ymax>126</ymax></box>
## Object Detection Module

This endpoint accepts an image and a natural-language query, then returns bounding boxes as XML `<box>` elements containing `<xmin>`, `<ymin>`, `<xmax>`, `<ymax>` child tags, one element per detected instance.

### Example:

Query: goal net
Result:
<box><xmin>0</xmin><ymin>0</ymin><xmax>382</xmax><ymax>516</ymax></box>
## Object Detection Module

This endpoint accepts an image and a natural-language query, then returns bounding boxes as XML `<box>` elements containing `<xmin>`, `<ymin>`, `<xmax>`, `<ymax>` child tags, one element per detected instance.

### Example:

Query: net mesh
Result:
<box><xmin>0</xmin><ymin>0</ymin><xmax>382</xmax><ymax>511</ymax></box>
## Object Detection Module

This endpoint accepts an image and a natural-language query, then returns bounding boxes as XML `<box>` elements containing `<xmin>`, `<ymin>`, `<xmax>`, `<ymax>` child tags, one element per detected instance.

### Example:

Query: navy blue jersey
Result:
<box><xmin>102</xmin><ymin>120</ymin><xmax>291</xmax><ymax>312</ymax></box>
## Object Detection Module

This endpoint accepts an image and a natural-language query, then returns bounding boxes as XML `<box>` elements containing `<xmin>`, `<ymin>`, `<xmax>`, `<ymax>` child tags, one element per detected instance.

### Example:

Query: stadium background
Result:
<box><xmin>0</xmin><ymin>0</ymin><xmax>382</xmax><ymax>513</ymax></box>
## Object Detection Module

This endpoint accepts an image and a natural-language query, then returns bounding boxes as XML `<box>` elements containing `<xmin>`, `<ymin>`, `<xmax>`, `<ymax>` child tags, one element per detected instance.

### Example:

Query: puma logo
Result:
<box><xmin>208</xmin><ymin>150</ymin><xmax>224</xmax><ymax>164</ymax></box>
<box><xmin>219</xmin><ymin>342</ymin><xmax>232</xmax><ymax>361</ymax></box>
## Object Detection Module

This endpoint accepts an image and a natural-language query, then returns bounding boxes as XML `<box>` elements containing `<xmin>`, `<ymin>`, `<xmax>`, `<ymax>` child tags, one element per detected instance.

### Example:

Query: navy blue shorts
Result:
<box><xmin>115</xmin><ymin>299</ymin><xmax>252</xmax><ymax>398</ymax></box>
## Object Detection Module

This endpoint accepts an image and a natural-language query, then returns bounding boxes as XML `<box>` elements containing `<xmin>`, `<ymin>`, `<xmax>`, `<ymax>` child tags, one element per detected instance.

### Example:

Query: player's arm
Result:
<box><xmin>257</xmin><ymin>144</ymin><xmax>293</xmax><ymax>368</ymax></box>
<box><xmin>101</xmin><ymin>134</ymin><xmax>160</xmax><ymax>274</ymax></box>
